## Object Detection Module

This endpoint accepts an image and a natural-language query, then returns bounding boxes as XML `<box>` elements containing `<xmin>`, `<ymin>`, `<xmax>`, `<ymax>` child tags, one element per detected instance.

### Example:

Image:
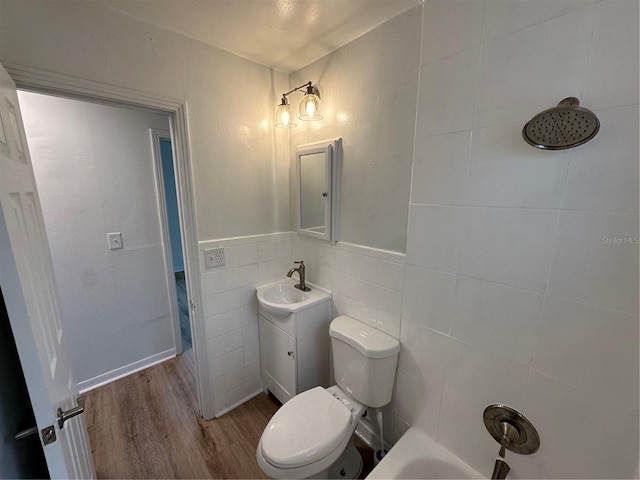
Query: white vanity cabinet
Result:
<box><xmin>258</xmin><ymin>297</ymin><xmax>331</xmax><ymax>404</ymax></box>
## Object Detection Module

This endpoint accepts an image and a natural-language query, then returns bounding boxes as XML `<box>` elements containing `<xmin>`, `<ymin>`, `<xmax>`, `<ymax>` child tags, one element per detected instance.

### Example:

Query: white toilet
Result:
<box><xmin>256</xmin><ymin>315</ymin><xmax>400</xmax><ymax>479</ymax></box>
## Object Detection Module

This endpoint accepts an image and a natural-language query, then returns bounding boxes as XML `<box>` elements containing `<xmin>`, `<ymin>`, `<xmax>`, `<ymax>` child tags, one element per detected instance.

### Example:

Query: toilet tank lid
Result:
<box><xmin>329</xmin><ymin>316</ymin><xmax>400</xmax><ymax>358</ymax></box>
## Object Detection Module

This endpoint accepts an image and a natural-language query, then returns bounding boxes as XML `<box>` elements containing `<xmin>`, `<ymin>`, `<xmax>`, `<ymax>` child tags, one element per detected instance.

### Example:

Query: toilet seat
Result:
<box><xmin>261</xmin><ymin>387</ymin><xmax>352</xmax><ymax>468</ymax></box>
<box><xmin>257</xmin><ymin>386</ymin><xmax>366</xmax><ymax>478</ymax></box>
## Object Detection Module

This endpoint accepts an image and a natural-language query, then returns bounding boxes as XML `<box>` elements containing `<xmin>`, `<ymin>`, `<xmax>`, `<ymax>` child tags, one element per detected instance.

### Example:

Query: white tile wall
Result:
<box><xmin>546</xmin><ymin>211</ymin><xmax>639</xmax><ymax>314</ymax></box>
<box><xmin>457</xmin><ymin>207</ymin><xmax>558</xmax><ymax>293</ymax></box>
<box><xmin>395</xmin><ymin>0</ymin><xmax>639</xmax><ymax>478</ymax></box>
<box><xmin>436</xmin><ymin>337</ymin><xmax>531</xmax><ymax>477</ymax></box>
<box><xmin>420</xmin><ymin>0</ymin><xmax>484</xmax><ymax>65</ymax></box>
<box><xmin>533</xmin><ymin>296</ymin><xmax>639</xmax><ymax>405</ymax></box>
<box><xmin>465</xmin><ymin>122</ymin><xmax>570</xmax><ymax>209</ymax></box>
<box><xmin>416</xmin><ymin>48</ymin><xmax>479</xmax><ymax>136</ymax></box>
<box><xmin>395</xmin><ymin>321</ymin><xmax>448</xmax><ymax>439</ymax></box>
<box><xmin>473</xmin><ymin>6</ymin><xmax>593</xmax><ymax>129</ymax></box>
<box><xmin>411</xmin><ymin>131</ymin><xmax>471</xmax><ymax>206</ymax></box>
<box><xmin>518</xmin><ymin>370</ymin><xmax>639</xmax><ymax>479</ymax></box>
<box><xmin>448</xmin><ymin>276</ymin><xmax>543</xmax><ymax>365</ymax></box>
<box><xmin>402</xmin><ymin>265</ymin><xmax>455</xmax><ymax>334</ymax></box>
<box><xmin>405</xmin><ymin>205</ymin><xmax>464</xmax><ymax>272</ymax></box>
<box><xmin>561</xmin><ymin>105</ymin><xmax>640</xmax><ymax>213</ymax></box>
<box><xmin>199</xmin><ymin>232</ymin><xmax>292</xmax><ymax>416</ymax></box>
<box><xmin>293</xmin><ymin>235</ymin><xmax>405</xmax><ymax>339</ymax></box>
<box><xmin>481</xmin><ymin>0</ymin><xmax>593</xmax><ymax>41</ymax></box>
<box><xmin>582</xmin><ymin>0</ymin><xmax>640</xmax><ymax>110</ymax></box>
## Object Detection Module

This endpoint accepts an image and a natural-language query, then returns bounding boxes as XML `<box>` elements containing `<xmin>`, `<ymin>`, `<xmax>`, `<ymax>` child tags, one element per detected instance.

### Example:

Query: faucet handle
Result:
<box><xmin>294</xmin><ymin>260</ymin><xmax>304</xmax><ymax>265</ymax></box>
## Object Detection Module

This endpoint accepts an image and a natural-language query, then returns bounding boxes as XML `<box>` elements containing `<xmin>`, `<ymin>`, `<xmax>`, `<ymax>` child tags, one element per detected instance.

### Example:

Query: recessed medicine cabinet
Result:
<box><xmin>296</xmin><ymin>138</ymin><xmax>341</xmax><ymax>242</ymax></box>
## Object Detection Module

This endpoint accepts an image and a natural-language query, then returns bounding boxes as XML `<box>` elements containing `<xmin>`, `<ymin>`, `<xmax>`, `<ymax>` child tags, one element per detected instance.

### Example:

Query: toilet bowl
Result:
<box><xmin>256</xmin><ymin>315</ymin><xmax>400</xmax><ymax>479</ymax></box>
<box><xmin>256</xmin><ymin>385</ymin><xmax>365</xmax><ymax>479</ymax></box>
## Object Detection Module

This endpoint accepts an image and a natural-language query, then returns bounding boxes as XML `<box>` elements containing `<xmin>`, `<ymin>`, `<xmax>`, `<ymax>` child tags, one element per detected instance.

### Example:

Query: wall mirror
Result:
<box><xmin>296</xmin><ymin>138</ymin><xmax>341</xmax><ymax>242</ymax></box>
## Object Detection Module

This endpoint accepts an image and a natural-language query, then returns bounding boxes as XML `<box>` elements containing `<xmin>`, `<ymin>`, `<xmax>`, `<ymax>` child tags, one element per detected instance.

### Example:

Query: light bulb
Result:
<box><xmin>299</xmin><ymin>92</ymin><xmax>322</xmax><ymax>121</ymax></box>
<box><xmin>305</xmin><ymin>99</ymin><xmax>316</xmax><ymax>117</ymax></box>
<box><xmin>275</xmin><ymin>99</ymin><xmax>297</xmax><ymax>128</ymax></box>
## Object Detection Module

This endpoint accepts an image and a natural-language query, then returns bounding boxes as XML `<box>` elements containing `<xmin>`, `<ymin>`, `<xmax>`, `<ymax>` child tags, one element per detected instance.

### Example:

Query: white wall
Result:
<box><xmin>289</xmin><ymin>6</ymin><xmax>421</xmax><ymax>252</ymax></box>
<box><xmin>290</xmin><ymin>1</ymin><xmax>639</xmax><ymax>478</ymax></box>
<box><xmin>19</xmin><ymin>91</ymin><xmax>175</xmax><ymax>387</ymax></box>
<box><xmin>0</xmin><ymin>0</ymin><xmax>290</xmax><ymax>241</ymax></box>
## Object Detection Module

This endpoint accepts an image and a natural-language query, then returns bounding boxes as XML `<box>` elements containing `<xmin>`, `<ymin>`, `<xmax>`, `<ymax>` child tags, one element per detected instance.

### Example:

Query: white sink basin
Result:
<box><xmin>257</xmin><ymin>278</ymin><xmax>331</xmax><ymax>319</ymax></box>
<box><xmin>262</xmin><ymin>284</ymin><xmax>307</xmax><ymax>305</ymax></box>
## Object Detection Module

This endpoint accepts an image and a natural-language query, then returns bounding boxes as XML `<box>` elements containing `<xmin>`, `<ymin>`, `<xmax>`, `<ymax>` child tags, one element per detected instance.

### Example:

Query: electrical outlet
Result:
<box><xmin>107</xmin><ymin>232</ymin><xmax>123</xmax><ymax>250</ymax></box>
<box><xmin>204</xmin><ymin>247</ymin><xmax>225</xmax><ymax>269</ymax></box>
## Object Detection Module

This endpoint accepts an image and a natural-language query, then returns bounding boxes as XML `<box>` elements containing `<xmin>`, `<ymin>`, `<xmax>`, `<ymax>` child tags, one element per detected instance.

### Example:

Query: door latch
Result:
<box><xmin>15</xmin><ymin>425</ymin><xmax>56</xmax><ymax>445</ymax></box>
<box><xmin>57</xmin><ymin>396</ymin><xmax>86</xmax><ymax>429</ymax></box>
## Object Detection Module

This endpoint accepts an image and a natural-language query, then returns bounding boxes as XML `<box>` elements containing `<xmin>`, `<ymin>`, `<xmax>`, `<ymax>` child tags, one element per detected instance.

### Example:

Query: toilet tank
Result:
<box><xmin>329</xmin><ymin>316</ymin><xmax>400</xmax><ymax>408</ymax></box>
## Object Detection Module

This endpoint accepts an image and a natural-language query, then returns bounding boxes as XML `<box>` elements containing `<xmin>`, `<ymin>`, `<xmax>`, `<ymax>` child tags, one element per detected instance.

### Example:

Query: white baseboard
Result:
<box><xmin>78</xmin><ymin>348</ymin><xmax>176</xmax><ymax>394</ymax></box>
<box><xmin>214</xmin><ymin>388</ymin><xmax>263</xmax><ymax>418</ymax></box>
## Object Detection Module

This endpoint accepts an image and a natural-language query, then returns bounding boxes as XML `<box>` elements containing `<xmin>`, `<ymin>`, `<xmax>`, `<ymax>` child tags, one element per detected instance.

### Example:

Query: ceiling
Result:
<box><xmin>99</xmin><ymin>0</ymin><xmax>422</xmax><ymax>73</ymax></box>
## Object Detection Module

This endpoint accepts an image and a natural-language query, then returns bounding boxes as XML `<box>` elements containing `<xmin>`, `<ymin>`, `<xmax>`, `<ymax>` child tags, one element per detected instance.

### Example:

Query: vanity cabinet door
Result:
<box><xmin>259</xmin><ymin>316</ymin><xmax>297</xmax><ymax>403</ymax></box>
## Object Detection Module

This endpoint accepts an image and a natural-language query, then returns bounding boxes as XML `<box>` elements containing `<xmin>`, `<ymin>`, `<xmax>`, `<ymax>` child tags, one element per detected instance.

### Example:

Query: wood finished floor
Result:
<box><xmin>84</xmin><ymin>350</ymin><xmax>374</xmax><ymax>479</ymax></box>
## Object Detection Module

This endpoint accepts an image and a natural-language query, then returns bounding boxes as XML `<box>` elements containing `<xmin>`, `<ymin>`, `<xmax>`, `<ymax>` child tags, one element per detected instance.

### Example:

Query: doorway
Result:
<box><xmin>6</xmin><ymin>63</ymin><xmax>210</xmax><ymax>419</ymax></box>
<box><xmin>151</xmin><ymin>130</ymin><xmax>192</xmax><ymax>353</ymax></box>
<box><xmin>17</xmin><ymin>90</ymin><xmax>198</xmax><ymax>400</ymax></box>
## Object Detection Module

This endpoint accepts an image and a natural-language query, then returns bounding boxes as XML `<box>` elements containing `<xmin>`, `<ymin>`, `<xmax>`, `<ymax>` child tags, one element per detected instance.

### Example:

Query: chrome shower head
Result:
<box><xmin>522</xmin><ymin>97</ymin><xmax>600</xmax><ymax>150</ymax></box>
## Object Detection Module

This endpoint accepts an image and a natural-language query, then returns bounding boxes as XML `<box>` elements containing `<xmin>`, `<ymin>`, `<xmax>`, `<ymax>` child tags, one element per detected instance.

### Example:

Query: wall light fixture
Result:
<box><xmin>275</xmin><ymin>81</ymin><xmax>322</xmax><ymax>128</ymax></box>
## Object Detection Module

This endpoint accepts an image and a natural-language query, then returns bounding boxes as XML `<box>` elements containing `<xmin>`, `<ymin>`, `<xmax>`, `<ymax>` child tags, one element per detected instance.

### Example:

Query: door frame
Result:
<box><xmin>150</xmin><ymin>128</ymin><xmax>185</xmax><ymax>355</ymax></box>
<box><xmin>3</xmin><ymin>63</ymin><xmax>212</xmax><ymax>419</ymax></box>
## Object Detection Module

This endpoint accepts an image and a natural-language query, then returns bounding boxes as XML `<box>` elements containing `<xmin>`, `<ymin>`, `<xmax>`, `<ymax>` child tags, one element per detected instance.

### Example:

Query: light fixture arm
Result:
<box><xmin>281</xmin><ymin>81</ymin><xmax>316</xmax><ymax>100</ymax></box>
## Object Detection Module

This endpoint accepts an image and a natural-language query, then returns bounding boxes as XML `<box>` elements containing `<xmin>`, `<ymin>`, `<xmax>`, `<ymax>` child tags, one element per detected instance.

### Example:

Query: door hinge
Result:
<box><xmin>189</xmin><ymin>301</ymin><xmax>196</xmax><ymax>313</ymax></box>
<box><xmin>41</xmin><ymin>425</ymin><xmax>56</xmax><ymax>445</ymax></box>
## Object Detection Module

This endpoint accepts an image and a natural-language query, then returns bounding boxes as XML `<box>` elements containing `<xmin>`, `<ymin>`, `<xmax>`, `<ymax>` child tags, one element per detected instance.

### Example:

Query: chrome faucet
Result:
<box><xmin>287</xmin><ymin>261</ymin><xmax>310</xmax><ymax>292</ymax></box>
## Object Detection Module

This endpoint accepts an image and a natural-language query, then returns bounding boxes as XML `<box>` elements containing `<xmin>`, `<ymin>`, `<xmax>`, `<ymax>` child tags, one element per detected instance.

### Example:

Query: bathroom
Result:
<box><xmin>0</xmin><ymin>0</ymin><xmax>637</xmax><ymax>478</ymax></box>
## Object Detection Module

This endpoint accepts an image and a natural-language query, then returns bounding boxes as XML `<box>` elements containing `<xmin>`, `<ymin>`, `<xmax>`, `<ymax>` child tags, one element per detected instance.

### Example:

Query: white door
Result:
<box><xmin>0</xmin><ymin>63</ymin><xmax>95</xmax><ymax>479</ymax></box>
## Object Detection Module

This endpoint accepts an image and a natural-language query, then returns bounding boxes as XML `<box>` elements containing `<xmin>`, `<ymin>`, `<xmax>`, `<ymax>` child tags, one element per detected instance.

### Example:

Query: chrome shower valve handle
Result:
<box><xmin>484</xmin><ymin>404</ymin><xmax>541</xmax><ymax>479</ymax></box>
<box><xmin>498</xmin><ymin>419</ymin><xmax>521</xmax><ymax>458</ymax></box>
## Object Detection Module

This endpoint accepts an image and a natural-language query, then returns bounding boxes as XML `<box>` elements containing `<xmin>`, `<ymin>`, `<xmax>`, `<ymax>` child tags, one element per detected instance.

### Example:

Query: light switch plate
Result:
<box><xmin>204</xmin><ymin>247</ymin><xmax>225</xmax><ymax>269</ymax></box>
<box><xmin>108</xmin><ymin>232</ymin><xmax>123</xmax><ymax>250</ymax></box>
